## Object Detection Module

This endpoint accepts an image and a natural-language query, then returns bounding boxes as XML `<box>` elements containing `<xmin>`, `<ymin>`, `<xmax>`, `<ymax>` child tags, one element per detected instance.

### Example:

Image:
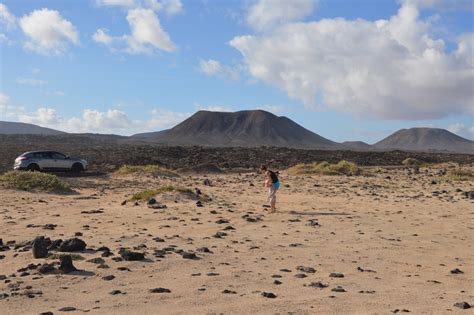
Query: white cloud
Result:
<box><xmin>231</xmin><ymin>1</ymin><xmax>474</xmax><ymax>120</ymax></box>
<box><xmin>16</xmin><ymin>78</ymin><xmax>47</xmax><ymax>86</ymax></box>
<box><xmin>246</xmin><ymin>0</ymin><xmax>316</xmax><ymax>32</ymax></box>
<box><xmin>19</xmin><ymin>9</ymin><xmax>79</xmax><ymax>55</ymax></box>
<box><xmin>199</xmin><ymin>59</ymin><xmax>240</xmax><ymax>81</ymax></box>
<box><xmin>125</xmin><ymin>8</ymin><xmax>176</xmax><ymax>53</ymax></box>
<box><xmin>0</xmin><ymin>93</ymin><xmax>24</xmax><ymax>118</ymax></box>
<box><xmin>146</xmin><ymin>0</ymin><xmax>183</xmax><ymax>15</ymax></box>
<box><xmin>194</xmin><ymin>103</ymin><xmax>233</xmax><ymax>112</ymax></box>
<box><xmin>146</xmin><ymin>109</ymin><xmax>190</xmax><ymax>129</ymax></box>
<box><xmin>92</xmin><ymin>28</ymin><xmax>114</xmax><ymax>45</ymax></box>
<box><xmin>403</xmin><ymin>0</ymin><xmax>473</xmax><ymax>11</ymax></box>
<box><xmin>11</xmin><ymin>105</ymin><xmax>189</xmax><ymax>134</ymax></box>
<box><xmin>257</xmin><ymin>104</ymin><xmax>286</xmax><ymax>113</ymax></box>
<box><xmin>447</xmin><ymin>122</ymin><xmax>474</xmax><ymax>138</ymax></box>
<box><xmin>93</xmin><ymin>8</ymin><xmax>176</xmax><ymax>54</ymax></box>
<box><xmin>0</xmin><ymin>3</ymin><xmax>16</xmax><ymax>29</ymax></box>
<box><xmin>96</xmin><ymin>0</ymin><xmax>136</xmax><ymax>7</ymax></box>
<box><xmin>18</xmin><ymin>107</ymin><xmax>62</xmax><ymax>125</ymax></box>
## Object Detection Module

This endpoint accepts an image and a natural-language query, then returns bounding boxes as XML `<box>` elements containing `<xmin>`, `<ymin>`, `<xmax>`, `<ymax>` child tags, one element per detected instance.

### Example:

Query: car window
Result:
<box><xmin>40</xmin><ymin>152</ymin><xmax>52</xmax><ymax>159</ymax></box>
<box><xmin>52</xmin><ymin>152</ymin><xmax>66</xmax><ymax>159</ymax></box>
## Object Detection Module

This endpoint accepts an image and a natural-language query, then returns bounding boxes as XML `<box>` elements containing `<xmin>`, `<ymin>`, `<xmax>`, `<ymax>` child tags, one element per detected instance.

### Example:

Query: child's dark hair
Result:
<box><xmin>260</xmin><ymin>165</ymin><xmax>268</xmax><ymax>171</ymax></box>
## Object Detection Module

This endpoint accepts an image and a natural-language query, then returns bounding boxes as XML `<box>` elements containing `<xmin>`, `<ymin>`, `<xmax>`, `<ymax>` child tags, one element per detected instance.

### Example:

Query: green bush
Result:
<box><xmin>0</xmin><ymin>171</ymin><xmax>71</xmax><ymax>193</ymax></box>
<box><xmin>445</xmin><ymin>169</ymin><xmax>473</xmax><ymax>181</ymax></box>
<box><xmin>288</xmin><ymin>160</ymin><xmax>360</xmax><ymax>176</ymax></box>
<box><xmin>115</xmin><ymin>165</ymin><xmax>178</xmax><ymax>177</ymax></box>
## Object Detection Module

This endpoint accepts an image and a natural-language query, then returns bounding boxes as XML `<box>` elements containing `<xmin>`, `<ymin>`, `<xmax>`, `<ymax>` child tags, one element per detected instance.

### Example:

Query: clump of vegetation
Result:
<box><xmin>129</xmin><ymin>185</ymin><xmax>210</xmax><ymax>201</ymax></box>
<box><xmin>0</xmin><ymin>171</ymin><xmax>72</xmax><ymax>193</ymax></box>
<box><xmin>444</xmin><ymin>168</ymin><xmax>473</xmax><ymax>181</ymax></box>
<box><xmin>288</xmin><ymin>160</ymin><xmax>361</xmax><ymax>176</ymax></box>
<box><xmin>115</xmin><ymin>165</ymin><xmax>178</xmax><ymax>177</ymax></box>
<box><xmin>402</xmin><ymin>158</ymin><xmax>421</xmax><ymax>166</ymax></box>
<box><xmin>48</xmin><ymin>253</ymin><xmax>85</xmax><ymax>261</ymax></box>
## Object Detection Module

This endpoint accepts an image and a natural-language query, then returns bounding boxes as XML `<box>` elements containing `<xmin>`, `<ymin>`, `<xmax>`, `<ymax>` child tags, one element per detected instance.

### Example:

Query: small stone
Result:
<box><xmin>222</xmin><ymin>289</ymin><xmax>237</xmax><ymax>294</ymax></box>
<box><xmin>450</xmin><ymin>268</ymin><xmax>464</xmax><ymax>274</ymax></box>
<box><xmin>329</xmin><ymin>272</ymin><xmax>344</xmax><ymax>278</ymax></box>
<box><xmin>58</xmin><ymin>307</ymin><xmax>76</xmax><ymax>312</ymax></box>
<box><xmin>296</xmin><ymin>266</ymin><xmax>316</xmax><ymax>273</ymax></box>
<box><xmin>181</xmin><ymin>252</ymin><xmax>199</xmax><ymax>260</ymax></box>
<box><xmin>307</xmin><ymin>281</ymin><xmax>328</xmax><ymax>289</ymax></box>
<box><xmin>38</xmin><ymin>263</ymin><xmax>56</xmax><ymax>274</ymax></box>
<box><xmin>262</xmin><ymin>292</ymin><xmax>277</xmax><ymax>298</ymax></box>
<box><xmin>331</xmin><ymin>286</ymin><xmax>346</xmax><ymax>292</ymax></box>
<box><xmin>454</xmin><ymin>302</ymin><xmax>471</xmax><ymax>309</ymax></box>
<box><xmin>102</xmin><ymin>275</ymin><xmax>115</xmax><ymax>281</ymax></box>
<box><xmin>87</xmin><ymin>257</ymin><xmax>105</xmax><ymax>264</ymax></box>
<box><xmin>149</xmin><ymin>287</ymin><xmax>171</xmax><ymax>293</ymax></box>
<box><xmin>110</xmin><ymin>290</ymin><xmax>122</xmax><ymax>295</ymax></box>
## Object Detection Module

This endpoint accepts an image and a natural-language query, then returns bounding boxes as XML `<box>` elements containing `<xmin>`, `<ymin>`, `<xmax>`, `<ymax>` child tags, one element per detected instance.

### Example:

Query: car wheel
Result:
<box><xmin>27</xmin><ymin>164</ymin><xmax>40</xmax><ymax>172</ymax></box>
<box><xmin>71</xmin><ymin>163</ymin><xmax>84</xmax><ymax>173</ymax></box>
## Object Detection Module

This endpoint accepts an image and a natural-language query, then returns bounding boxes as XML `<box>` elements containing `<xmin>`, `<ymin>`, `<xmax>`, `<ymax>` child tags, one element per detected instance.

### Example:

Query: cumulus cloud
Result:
<box><xmin>8</xmin><ymin>104</ymin><xmax>188</xmax><ymax>134</ymax></box>
<box><xmin>0</xmin><ymin>3</ymin><xmax>16</xmax><ymax>29</ymax></box>
<box><xmin>199</xmin><ymin>59</ymin><xmax>240</xmax><ymax>81</ymax></box>
<box><xmin>19</xmin><ymin>9</ymin><xmax>79</xmax><ymax>55</ymax></box>
<box><xmin>96</xmin><ymin>0</ymin><xmax>136</xmax><ymax>7</ymax></box>
<box><xmin>194</xmin><ymin>103</ymin><xmax>233</xmax><ymax>112</ymax></box>
<box><xmin>93</xmin><ymin>8</ymin><xmax>176</xmax><ymax>54</ymax></box>
<box><xmin>247</xmin><ymin>0</ymin><xmax>316</xmax><ymax>32</ymax></box>
<box><xmin>16</xmin><ymin>78</ymin><xmax>47</xmax><ymax>86</ymax></box>
<box><xmin>96</xmin><ymin>0</ymin><xmax>183</xmax><ymax>14</ymax></box>
<box><xmin>403</xmin><ymin>0</ymin><xmax>473</xmax><ymax>11</ymax></box>
<box><xmin>231</xmin><ymin>1</ymin><xmax>474</xmax><ymax>120</ymax></box>
<box><xmin>447</xmin><ymin>122</ymin><xmax>474</xmax><ymax>138</ymax></box>
<box><xmin>146</xmin><ymin>0</ymin><xmax>183</xmax><ymax>15</ymax></box>
<box><xmin>146</xmin><ymin>109</ymin><xmax>190</xmax><ymax>129</ymax></box>
<box><xmin>92</xmin><ymin>28</ymin><xmax>114</xmax><ymax>45</ymax></box>
<box><xmin>125</xmin><ymin>8</ymin><xmax>176</xmax><ymax>53</ymax></box>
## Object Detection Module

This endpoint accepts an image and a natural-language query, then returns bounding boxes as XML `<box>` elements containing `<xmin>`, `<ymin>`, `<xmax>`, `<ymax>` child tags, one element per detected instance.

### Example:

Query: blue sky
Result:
<box><xmin>0</xmin><ymin>0</ymin><xmax>473</xmax><ymax>143</ymax></box>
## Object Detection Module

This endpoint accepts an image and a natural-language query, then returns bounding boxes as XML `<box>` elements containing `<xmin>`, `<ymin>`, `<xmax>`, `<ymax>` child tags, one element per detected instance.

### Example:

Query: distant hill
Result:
<box><xmin>132</xmin><ymin>110</ymin><xmax>341</xmax><ymax>149</ymax></box>
<box><xmin>374</xmin><ymin>128</ymin><xmax>474</xmax><ymax>154</ymax></box>
<box><xmin>342</xmin><ymin>141</ymin><xmax>374</xmax><ymax>151</ymax></box>
<box><xmin>0</xmin><ymin>121</ymin><xmax>65</xmax><ymax>135</ymax></box>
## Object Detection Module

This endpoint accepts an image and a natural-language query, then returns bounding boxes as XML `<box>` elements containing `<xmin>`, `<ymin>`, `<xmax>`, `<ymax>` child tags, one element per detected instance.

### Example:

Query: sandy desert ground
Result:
<box><xmin>0</xmin><ymin>166</ymin><xmax>473</xmax><ymax>314</ymax></box>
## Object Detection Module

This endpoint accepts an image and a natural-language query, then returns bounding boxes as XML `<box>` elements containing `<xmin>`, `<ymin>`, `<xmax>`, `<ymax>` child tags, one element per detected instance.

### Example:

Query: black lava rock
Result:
<box><xmin>262</xmin><ymin>292</ymin><xmax>277</xmax><ymax>298</ymax></box>
<box><xmin>59</xmin><ymin>256</ymin><xmax>77</xmax><ymax>273</ymax></box>
<box><xmin>149</xmin><ymin>287</ymin><xmax>171</xmax><ymax>293</ymax></box>
<box><xmin>58</xmin><ymin>238</ymin><xmax>86</xmax><ymax>252</ymax></box>
<box><xmin>32</xmin><ymin>236</ymin><xmax>48</xmax><ymax>259</ymax></box>
<box><xmin>119</xmin><ymin>248</ymin><xmax>145</xmax><ymax>261</ymax></box>
<box><xmin>454</xmin><ymin>302</ymin><xmax>471</xmax><ymax>309</ymax></box>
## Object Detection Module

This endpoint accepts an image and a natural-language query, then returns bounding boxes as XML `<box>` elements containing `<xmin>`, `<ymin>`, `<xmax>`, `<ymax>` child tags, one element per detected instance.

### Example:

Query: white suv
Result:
<box><xmin>14</xmin><ymin>151</ymin><xmax>88</xmax><ymax>172</ymax></box>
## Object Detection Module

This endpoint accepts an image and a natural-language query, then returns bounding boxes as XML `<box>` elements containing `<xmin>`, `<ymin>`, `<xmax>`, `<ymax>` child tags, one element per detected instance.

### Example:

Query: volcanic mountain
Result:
<box><xmin>374</xmin><ymin>127</ymin><xmax>474</xmax><ymax>154</ymax></box>
<box><xmin>132</xmin><ymin>110</ymin><xmax>340</xmax><ymax>149</ymax></box>
<box><xmin>0</xmin><ymin>121</ymin><xmax>65</xmax><ymax>135</ymax></box>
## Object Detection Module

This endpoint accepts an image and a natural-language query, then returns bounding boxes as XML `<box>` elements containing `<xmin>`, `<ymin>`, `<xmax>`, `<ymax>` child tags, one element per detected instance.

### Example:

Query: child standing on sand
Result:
<box><xmin>260</xmin><ymin>165</ymin><xmax>280</xmax><ymax>213</ymax></box>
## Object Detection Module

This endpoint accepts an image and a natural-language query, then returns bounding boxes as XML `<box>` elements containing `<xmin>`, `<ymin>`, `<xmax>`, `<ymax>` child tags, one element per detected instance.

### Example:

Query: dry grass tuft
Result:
<box><xmin>0</xmin><ymin>171</ymin><xmax>71</xmax><ymax>193</ymax></box>
<box><xmin>288</xmin><ymin>160</ymin><xmax>361</xmax><ymax>176</ymax></box>
<box><xmin>115</xmin><ymin>165</ymin><xmax>178</xmax><ymax>177</ymax></box>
